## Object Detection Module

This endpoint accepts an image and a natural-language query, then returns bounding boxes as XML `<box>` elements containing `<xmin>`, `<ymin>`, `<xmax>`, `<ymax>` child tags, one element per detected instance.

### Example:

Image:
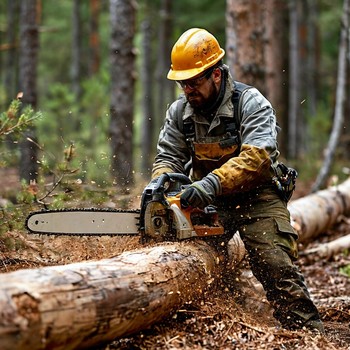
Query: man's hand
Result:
<box><xmin>180</xmin><ymin>173</ymin><xmax>221</xmax><ymax>209</ymax></box>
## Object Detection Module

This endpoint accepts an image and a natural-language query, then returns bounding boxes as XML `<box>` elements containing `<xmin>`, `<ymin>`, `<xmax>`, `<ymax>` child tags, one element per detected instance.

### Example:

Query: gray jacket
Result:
<box><xmin>152</xmin><ymin>66</ymin><xmax>281</xmax><ymax>195</ymax></box>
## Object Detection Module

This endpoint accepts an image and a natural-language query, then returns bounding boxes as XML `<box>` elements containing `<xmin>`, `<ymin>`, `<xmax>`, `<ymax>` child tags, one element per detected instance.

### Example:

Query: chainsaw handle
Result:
<box><xmin>140</xmin><ymin>173</ymin><xmax>191</xmax><ymax>207</ymax></box>
<box><xmin>153</xmin><ymin>173</ymin><xmax>192</xmax><ymax>198</ymax></box>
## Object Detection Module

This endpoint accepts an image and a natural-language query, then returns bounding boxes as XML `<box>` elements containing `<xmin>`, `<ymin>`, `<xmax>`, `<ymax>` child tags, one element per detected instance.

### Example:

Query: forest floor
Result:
<box><xmin>0</xmin><ymin>168</ymin><xmax>350</xmax><ymax>350</ymax></box>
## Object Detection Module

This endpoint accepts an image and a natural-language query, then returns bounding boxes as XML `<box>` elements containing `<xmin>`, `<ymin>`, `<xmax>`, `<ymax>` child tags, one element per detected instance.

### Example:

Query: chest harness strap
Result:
<box><xmin>180</xmin><ymin>81</ymin><xmax>251</xmax><ymax>150</ymax></box>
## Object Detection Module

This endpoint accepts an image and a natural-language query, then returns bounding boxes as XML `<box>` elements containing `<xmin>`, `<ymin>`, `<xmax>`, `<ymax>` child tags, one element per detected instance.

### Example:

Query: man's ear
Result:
<box><xmin>212</xmin><ymin>67</ymin><xmax>222</xmax><ymax>84</ymax></box>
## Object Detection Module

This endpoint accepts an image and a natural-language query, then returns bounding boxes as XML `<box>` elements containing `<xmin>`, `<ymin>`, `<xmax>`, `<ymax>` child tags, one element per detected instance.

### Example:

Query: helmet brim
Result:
<box><xmin>167</xmin><ymin>48</ymin><xmax>225</xmax><ymax>81</ymax></box>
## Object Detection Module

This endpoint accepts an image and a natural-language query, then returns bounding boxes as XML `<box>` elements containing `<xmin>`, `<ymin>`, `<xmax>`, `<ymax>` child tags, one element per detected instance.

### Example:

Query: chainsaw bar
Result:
<box><xmin>25</xmin><ymin>208</ymin><xmax>140</xmax><ymax>236</ymax></box>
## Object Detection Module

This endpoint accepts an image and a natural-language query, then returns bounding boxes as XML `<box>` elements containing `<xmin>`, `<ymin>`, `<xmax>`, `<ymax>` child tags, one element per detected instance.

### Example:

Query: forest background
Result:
<box><xmin>0</xmin><ymin>0</ymin><xmax>348</xmax><ymax>196</ymax></box>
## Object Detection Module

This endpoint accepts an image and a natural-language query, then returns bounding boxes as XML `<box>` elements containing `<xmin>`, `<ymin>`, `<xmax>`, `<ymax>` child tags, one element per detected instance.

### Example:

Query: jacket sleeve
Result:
<box><xmin>212</xmin><ymin>88</ymin><xmax>280</xmax><ymax>194</ymax></box>
<box><xmin>152</xmin><ymin>98</ymin><xmax>191</xmax><ymax>179</ymax></box>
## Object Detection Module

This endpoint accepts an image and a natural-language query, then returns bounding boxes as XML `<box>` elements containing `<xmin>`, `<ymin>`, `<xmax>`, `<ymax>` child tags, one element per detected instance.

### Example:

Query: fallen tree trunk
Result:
<box><xmin>1</xmin><ymin>178</ymin><xmax>350</xmax><ymax>349</ymax></box>
<box><xmin>288</xmin><ymin>177</ymin><xmax>350</xmax><ymax>243</ymax></box>
<box><xmin>0</xmin><ymin>242</ymin><xmax>220</xmax><ymax>350</ymax></box>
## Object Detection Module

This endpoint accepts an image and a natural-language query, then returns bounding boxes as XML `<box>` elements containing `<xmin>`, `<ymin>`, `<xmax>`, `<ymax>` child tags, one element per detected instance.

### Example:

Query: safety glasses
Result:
<box><xmin>176</xmin><ymin>67</ymin><xmax>215</xmax><ymax>90</ymax></box>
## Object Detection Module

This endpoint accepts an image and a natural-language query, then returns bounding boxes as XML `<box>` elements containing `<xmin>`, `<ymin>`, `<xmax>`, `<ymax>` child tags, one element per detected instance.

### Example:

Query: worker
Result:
<box><xmin>151</xmin><ymin>28</ymin><xmax>324</xmax><ymax>333</ymax></box>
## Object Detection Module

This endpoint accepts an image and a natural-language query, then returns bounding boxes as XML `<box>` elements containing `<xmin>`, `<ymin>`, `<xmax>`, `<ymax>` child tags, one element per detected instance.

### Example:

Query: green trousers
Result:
<box><xmin>214</xmin><ymin>186</ymin><xmax>321</xmax><ymax>329</ymax></box>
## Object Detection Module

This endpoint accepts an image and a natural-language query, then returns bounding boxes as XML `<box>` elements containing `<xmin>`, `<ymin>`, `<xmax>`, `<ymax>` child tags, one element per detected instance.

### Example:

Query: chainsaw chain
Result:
<box><xmin>27</xmin><ymin>207</ymin><xmax>140</xmax><ymax>214</ymax></box>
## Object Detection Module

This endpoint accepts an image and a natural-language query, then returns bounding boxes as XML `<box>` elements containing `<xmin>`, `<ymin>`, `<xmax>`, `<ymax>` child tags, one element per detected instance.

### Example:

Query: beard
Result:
<box><xmin>186</xmin><ymin>79</ymin><xmax>218</xmax><ymax>110</ymax></box>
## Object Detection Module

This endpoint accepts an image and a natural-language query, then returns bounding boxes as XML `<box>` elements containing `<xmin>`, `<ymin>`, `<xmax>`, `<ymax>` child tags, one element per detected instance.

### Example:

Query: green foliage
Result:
<box><xmin>38</xmin><ymin>71</ymin><xmax>112</xmax><ymax>185</ymax></box>
<box><xmin>0</xmin><ymin>99</ymin><xmax>41</xmax><ymax>138</ymax></box>
<box><xmin>38</xmin><ymin>1</ymin><xmax>75</xmax><ymax>85</ymax></box>
<box><xmin>15</xmin><ymin>180</ymin><xmax>37</xmax><ymax>205</ymax></box>
<box><xmin>173</xmin><ymin>0</ymin><xmax>226</xmax><ymax>43</ymax></box>
<box><xmin>37</xmin><ymin>82</ymin><xmax>77</xmax><ymax>166</ymax></box>
<box><xmin>0</xmin><ymin>99</ymin><xmax>42</xmax><ymax>167</ymax></box>
<box><xmin>14</xmin><ymin>140</ymin><xmax>110</xmax><ymax>209</ymax></box>
<box><xmin>0</xmin><ymin>205</ymin><xmax>27</xmax><ymax>236</ymax></box>
<box><xmin>1</xmin><ymin>235</ymin><xmax>26</xmax><ymax>251</ymax></box>
<box><xmin>317</xmin><ymin>0</ymin><xmax>344</xmax><ymax>102</ymax></box>
<box><xmin>299</xmin><ymin>88</ymin><xmax>349</xmax><ymax>183</ymax></box>
<box><xmin>339</xmin><ymin>264</ymin><xmax>350</xmax><ymax>278</ymax></box>
<box><xmin>307</xmin><ymin>100</ymin><xmax>332</xmax><ymax>157</ymax></box>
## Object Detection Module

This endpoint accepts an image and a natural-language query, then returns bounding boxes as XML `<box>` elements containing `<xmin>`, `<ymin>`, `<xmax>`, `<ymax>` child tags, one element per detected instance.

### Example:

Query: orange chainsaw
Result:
<box><xmin>26</xmin><ymin>173</ymin><xmax>224</xmax><ymax>242</ymax></box>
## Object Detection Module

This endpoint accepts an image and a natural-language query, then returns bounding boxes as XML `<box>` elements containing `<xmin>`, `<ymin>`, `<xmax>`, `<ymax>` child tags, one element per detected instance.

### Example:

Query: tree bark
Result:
<box><xmin>4</xmin><ymin>0</ymin><xmax>20</xmax><ymax>104</ymax></box>
<box><xmin>263</xmin><ymin>0</ymin><xmax>289</xmax><ymax>147</ymax></box>
<box><xmin>71</xmin><ymin>0</ymin><xmax>82</xmax><ymax>99</ymax></box>
<box><xmin>140</xmin><ymin>1</ymin><xmax>154</xmax><ymax>178</ymax></box>
<box><xmin>305</xmin><ymin>0</ymin><xmax>319</xmax><ymax>121</ymax></box>
<box><xmin>288</xmin><ymin>0</ymin><xmax>300</xmax><ymax>159</ymax></box>
<box><xmin>109</xmin><ymin>0</ymin><xmax>136</xmax><ymax>188</ymax></box>
<box><xmin>0</xmin><ymin>242</ymin><xmax>220</xmax><ymax>350</ymax></box>
<box><xmin>225</xmin><ymin>0</ymin><xmax>267</xmax><ymax>94</ymax></box>
<box><xmin>19</xmin><ymin>0</ymin><xmax>39</xmax><ymax>183</ymax></box>
<box><xmin>89</xmin><ymin>0</ymin><xmax>101</xmax><ymax>75</ymax></box>
<box><xmin>225</xmin><ymin>0</ymin><xmax>289</xmax><ymax>153</ymax></box>
<box><xmin>155</xmin><ymin>0</ymin><xmax>174</xmax><ymax>130</ymax></box>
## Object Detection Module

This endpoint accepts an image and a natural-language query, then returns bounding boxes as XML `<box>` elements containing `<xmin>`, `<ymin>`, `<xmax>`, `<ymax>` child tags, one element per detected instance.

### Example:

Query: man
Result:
<box><xmin>151</xmin><ymin>28</ymin><xmax>324</xmax><ymax>333</ymax></box>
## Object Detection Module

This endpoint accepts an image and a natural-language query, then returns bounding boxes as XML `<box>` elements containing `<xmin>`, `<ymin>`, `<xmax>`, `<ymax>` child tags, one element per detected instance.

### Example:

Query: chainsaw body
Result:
<box><xmin>139</xmin><ymin>173</ymin><xmax>224</xmax><ymax>242</ymax></box>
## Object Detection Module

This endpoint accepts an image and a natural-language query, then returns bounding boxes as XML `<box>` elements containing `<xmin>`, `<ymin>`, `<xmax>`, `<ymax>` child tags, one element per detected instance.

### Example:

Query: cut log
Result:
<box><xmin>0</xmin><ymin>241</ymin><xmax>220</xmax><ymax>350</ymax></box>
<box><xmin>288</xmin><ymin>177</ymin><xmax>350</xmax><ymax>243</ymax></box>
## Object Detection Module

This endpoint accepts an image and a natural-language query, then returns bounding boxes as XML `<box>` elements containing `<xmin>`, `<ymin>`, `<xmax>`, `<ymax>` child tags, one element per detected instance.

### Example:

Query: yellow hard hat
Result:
<box><xmin>167</xmin><ymin>28</ymin><xmax>225</xmax><ymax>81</ymax></box>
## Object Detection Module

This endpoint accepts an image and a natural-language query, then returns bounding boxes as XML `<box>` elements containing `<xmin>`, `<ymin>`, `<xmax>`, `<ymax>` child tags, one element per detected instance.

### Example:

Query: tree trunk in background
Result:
<box><xmin>297</xmin><ymin>0</ymin><xmax>320</xmax><ymax>157</ymax></box>
<box><xmin>297</xmin><ymin>1</ymin><xmax>308</xmax><ymax>157</ymax></box>
<box><xmin>4</xmin><ymin>0</ymin><xmax>19</xmax><ymax>104</ymax></box>
<box><xmin>3</xmin><ymin>0</ymin><xmax>20</xmax><ymax>153</ymax></box>
<box><xmin>71</xmin><ymin>0</ymin><xmax>82</xmax><ymax>132</ymax></box>
<box><xmin>263</xmin><ymin>0</ymin><xmax>289</xmax><ymax>154</ymax></box>
<box><xmin>225</xmin><ymin>0</ymin><xmax>266</xmax><ymax>94</ymax></box>
<box><xmin>19</xmin><ymin>0</ymin><xmax>40</xmax><ymax>183</ymax></box>
<box><xmin>109</xmin><ymin>0</ymin><xmax>136</xmax><ymax>189</ymax></box>
<box><xmin>71</xmin><ymin>0</ymin><xmax>82</xmax><ymax>99</ymax></box>
<box><xmin>288</xmin><ymin>0</ymin><xmax>299</xmax><ymax>159</ymax></box>
<box><xmin>311</xmin><ymin>0</ymin><xmax>349</xmax><ymax>192</ymax></box>
<box><xmin>140</xmin><ymin>1</ymin><xmax>154</xmax><ymax>178</ymax></box>
<box><xmin>225</xmin><ymin>0</ymin><xmax>289</xmax><ymax>154</ymax></box>
<box><xmin>288</xmin><ymin>0</ymin><xmax>313</xmax><ymax>159</ymax></box>
<box><xmin>156</xmin><ymin>0</ymin><xmax>174</xmax><ymax>131</ymax></box>
<box><xmin>305</xmin><ymin>0</ymin><xmax>319</xmax><ymax>122</ymax></box>
<box><xmin>287</xmin><ymin>0</ymin><xmax>321</xmax><ymax>159</ymax></box>
<box><xmin>89</xmin><ymin>0</ymin><xmax>101</xmax><ymax>75</ymax></box>
<box><xmin>345</xmin><ymin>82</ymin><xmax>350</xmax><ymax>161</ymax></box>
